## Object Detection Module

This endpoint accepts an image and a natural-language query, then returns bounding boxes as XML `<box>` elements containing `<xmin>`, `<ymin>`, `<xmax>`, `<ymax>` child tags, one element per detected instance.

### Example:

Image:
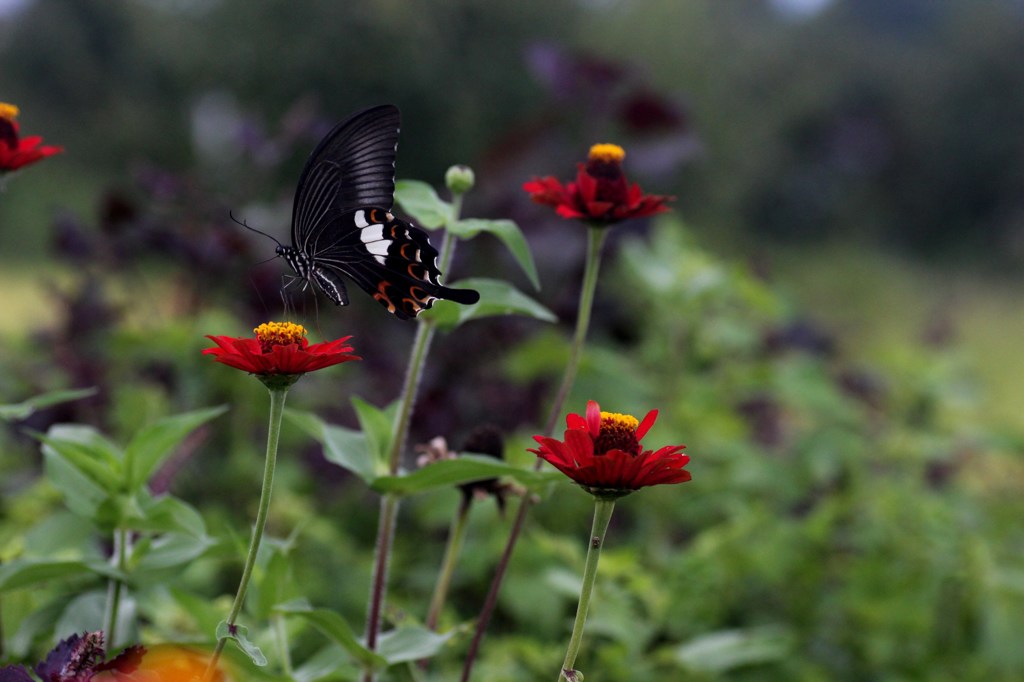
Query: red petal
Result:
<box><xmin>585</xmin><ymin>200</ymin><xmax>614</xmax><ymax>218</ymax></box>
<box><xmin>566</xmin><ymin>412</ymin><xmax>587</xmax><ymax>431</ymax></box>
<box><xmin>585</xmin><ymin>401</ymin><xmax>601</xmax><ymax>438</ymax></box>
<box><xmin>576</xmin><ymin>168</ymin><xmax>598</xmax><ymax>202</ymax></box>
<box><xmin>530</xmin><ymin>436</ymin><xmax>576</xmax><ymax>469</ymax></box>
<box><xmin>524</xmin><ymin>176</ymin><xmax>569</xmax><ymax>207</ymax></box>
<box><xmin>636</xmin><ymin>409</ymin><xmax>658</xmax><ymax>441</ymax></box>
<box><xmin>563</xmin><ymin>428</ymin><xmax>595</xmax><ymax>466</ymax></box>
<box><xmin>555</xmin><ymin>205</ymin><xmax>587</xmax><ymax>219</ymax></box>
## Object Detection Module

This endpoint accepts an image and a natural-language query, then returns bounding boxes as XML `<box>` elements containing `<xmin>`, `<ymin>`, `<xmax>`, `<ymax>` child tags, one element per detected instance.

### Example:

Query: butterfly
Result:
<box><xmin>263</xmin><ymin>104</ymin><xmax>479</xmax><ymax>320</ymax></box>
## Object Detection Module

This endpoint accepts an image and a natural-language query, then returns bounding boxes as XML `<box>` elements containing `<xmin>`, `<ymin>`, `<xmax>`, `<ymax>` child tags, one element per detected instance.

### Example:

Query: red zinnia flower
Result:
<box><xmin>203</xmin><ymin>321</ymin><xmax>360</xmax><ymax>387</ymax></box>
<box><xmin>0</xmin><ymin>102</ymin><xmax>63</xmax><ymax>174</ymax></box>
<box><xmin>530</xmin><ymin>400</ymin><xmax>690</xmax><ymax>497</ymax></box>
<box><xmin>523</xmin><ymin>143</ymin><xmax>672</xmax><ymax>225</ymax></box>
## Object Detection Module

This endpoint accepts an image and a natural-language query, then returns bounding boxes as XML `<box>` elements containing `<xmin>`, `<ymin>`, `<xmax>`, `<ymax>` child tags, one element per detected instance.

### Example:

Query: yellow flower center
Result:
<box><xmin>254</xmin><ymin>321</ymin><xmax>307</xmax><ymax>352</ymax></box>
<box><xmin>596</xmin><ymin>411</ymin><xmax>641</xmax><ymax>455</ymax></box>
<box><xmin>0</xmin><ymin>102</ymin><xmax>19</xmax><ymax>122</ymax></box>
<box><xmin>588</xmin><ymin>143</ymin><xmax>626</xmax><ymax>164</ymax></box>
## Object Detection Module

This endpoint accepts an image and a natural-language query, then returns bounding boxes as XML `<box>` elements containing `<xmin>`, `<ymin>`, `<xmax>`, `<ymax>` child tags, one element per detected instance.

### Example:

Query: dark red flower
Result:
<box><xmin>203</xmin><ymin>321</ymin><xmax>360</xmax><ymax>380</ymax></box>
<box><xmin>530</xmin><ymin>400</ymin><xmax>690</xmax><ymax>497</ymax></box>
<box><xmin>523</xmin><ymin>144</ymin><xmax>672</xmax><ymax>225</ymax></box>
<box><xmin>0</xmin><ymin>103</ymin><xmax>63</xmax><ymax>174</ymax></box>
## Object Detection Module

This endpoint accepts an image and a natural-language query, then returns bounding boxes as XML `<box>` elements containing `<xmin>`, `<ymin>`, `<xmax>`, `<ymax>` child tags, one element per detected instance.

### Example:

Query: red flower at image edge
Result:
<box><xmin>203</xmin><ymin>321</ymin><xmax>360</xmax><ymax>377</ymax></box>
<box><xmin>523</xmin><ymin>143</ymin><xmax>672</xmax><ymax>224</ymax></box>
<box><xmin>530</xmin><ymin>400</ymin><xmax>690</xmax><ymax>497</ymax></box>
<box><xmin>0</xmin><ymin>102</ymin><xmax>63</xmax><ymax>174</ymax></box>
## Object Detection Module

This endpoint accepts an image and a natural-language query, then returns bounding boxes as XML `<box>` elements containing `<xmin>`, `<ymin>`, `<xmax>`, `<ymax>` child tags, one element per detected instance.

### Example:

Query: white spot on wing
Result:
<box><xmin>361</xmin><ymin>224</ymin><xmax>384</xmax><ymax>243</ymax></box>
<box><xmin>354</xmin><ymin>210</ymin><xmax>369</xmax><ymax>228</ymax></box>
<box><xmin>360</xmin><ymin>223</ymin><xmax>390</xmax><ymax>265</ymax></box>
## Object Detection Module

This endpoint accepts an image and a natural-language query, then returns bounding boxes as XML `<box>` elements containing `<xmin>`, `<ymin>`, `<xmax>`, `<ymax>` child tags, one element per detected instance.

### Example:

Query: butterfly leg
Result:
<box><xmin>280</xmin><ymin>273</ymin><xmax>307</xmax><ymax>317</ymax></box>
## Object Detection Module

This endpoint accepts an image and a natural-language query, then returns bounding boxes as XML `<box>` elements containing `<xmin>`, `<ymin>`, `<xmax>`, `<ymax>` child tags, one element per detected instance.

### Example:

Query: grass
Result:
<box><xmin>770</xmin><ymin>244</ymin><xmax>1024</xmax><ymax>430</ymax></box>
<box><xmin>0</xmin><ymin>262</ymin><xmax>64</xmax><ymax>334</ymax></box>
<box><xmin>0</xmin><ymin>261</ymin><xmax>179</xmax><ymax>336</ymax></box>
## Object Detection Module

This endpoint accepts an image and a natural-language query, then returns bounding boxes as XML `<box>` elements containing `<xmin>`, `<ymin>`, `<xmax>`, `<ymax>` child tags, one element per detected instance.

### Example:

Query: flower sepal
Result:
<box><xmin>256</xmin><ymin>372</ymin><xmax>302</xmax><ymax>391</ymax></box>
<box><xmin>579</xmin><ymin>485</ymin><xmax>635</xmax><ymax>501</ymax></box>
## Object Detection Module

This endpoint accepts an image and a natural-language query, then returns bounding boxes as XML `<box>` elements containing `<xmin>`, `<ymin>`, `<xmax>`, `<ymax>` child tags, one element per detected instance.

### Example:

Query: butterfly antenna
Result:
<box><xmin>230</xmin><ymin>210</ymin><xmax>283</xmax><ymax>248</ymax></box>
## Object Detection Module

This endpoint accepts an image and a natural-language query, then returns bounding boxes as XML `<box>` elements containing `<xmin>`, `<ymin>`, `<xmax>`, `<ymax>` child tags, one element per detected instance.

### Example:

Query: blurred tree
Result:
<box><xmin>2</xmin><ymin>0</ymin><xmax>1023</xmax><ymax>258</ymax></box>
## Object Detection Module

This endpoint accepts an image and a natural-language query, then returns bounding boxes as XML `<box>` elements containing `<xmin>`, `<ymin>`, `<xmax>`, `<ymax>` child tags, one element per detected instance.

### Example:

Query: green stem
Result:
<box><xmin>203</xmin><ymin>386</ymin><xmax>288</xmax><ymax>681</ymax></box>
<box><xmin>558</xmin><ymin>498</ymin><xmax>615</xmax><ymax>681</ymax></box>
<box><xmin>425</xmin><ymin>496</ymin><xmax>472</xmax><ymax>632</ymax></box>
<box><xmin>461</xmin><ymin>224</ymin><xmax>608</xmax><ymax>682</ymax></box>
<box><xmin>103</xmin><ymin>526</ymin><xmax>129</xmax><ymax>648</ymax></box>
<box><xmin>362</xmin><ymin>215</ymin><xmax>460</xmax><ymax>682</ymax></box>
<box><xmin>543</xmin><ymin>225</ymin><xmax>609</xmax><ymax>436</ymax></box>
<box><xmin>0</xmin><ymin>561</ymin><xmax>4</xmax><ymax>658</ymax></box>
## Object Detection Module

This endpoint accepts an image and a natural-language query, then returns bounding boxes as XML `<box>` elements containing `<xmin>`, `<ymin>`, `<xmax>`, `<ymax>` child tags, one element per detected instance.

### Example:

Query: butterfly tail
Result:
<box><xmin>435</xmin><ymin>285</ymin><xmax>480</xmax><ymax>305</ymax></box>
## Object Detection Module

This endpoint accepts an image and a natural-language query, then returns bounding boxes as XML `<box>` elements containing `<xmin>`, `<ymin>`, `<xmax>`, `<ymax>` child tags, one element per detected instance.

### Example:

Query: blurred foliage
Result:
<box><xmin>3</xmin><ymin>0</ymin><xmax>1024</xmax><ymax>259</ymax></box>
<box><xmin>1</xmin><ymin>208</ymin><xmax>1022</xmax><ymax>678</ymax></box>
<box><xmin>1</xmin><ymin>0</ymin><xmax>1024</xmax><ymax>680</ymax></box>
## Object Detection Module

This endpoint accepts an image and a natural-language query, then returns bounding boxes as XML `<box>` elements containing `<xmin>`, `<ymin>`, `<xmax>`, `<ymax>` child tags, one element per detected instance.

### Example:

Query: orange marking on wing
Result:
<box><xmin>373</xmin><ymin>292</ymin><xmax>396</xmax><ymax>313</ymax></box>
<box><xmin>402</xmin><ymin>298</ymin><xmax>423</xmax><ymax>315</ymax></box>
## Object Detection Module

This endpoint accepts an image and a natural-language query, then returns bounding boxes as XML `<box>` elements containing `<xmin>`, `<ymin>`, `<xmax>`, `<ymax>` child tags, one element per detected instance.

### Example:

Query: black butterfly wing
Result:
<box><xmin>312</xmin><ymin>209</ymin><xmax>480</xmax><ymax>320</ymax></box>
<box><xmin>291</xmin><ymin>104</ymin><xmax>400</xmax><ymax>255</ymax></box>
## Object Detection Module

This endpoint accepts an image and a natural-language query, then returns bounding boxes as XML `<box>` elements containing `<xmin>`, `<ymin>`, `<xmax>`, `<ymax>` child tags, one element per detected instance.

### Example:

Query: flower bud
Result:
<box><xmin>445</xmin><ymin>164</ymin><xmax>475</xmax><ymax>195</ymax></box>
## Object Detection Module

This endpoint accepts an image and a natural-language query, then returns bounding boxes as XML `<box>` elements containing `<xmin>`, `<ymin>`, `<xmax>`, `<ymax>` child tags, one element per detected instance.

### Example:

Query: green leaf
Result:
<box><xmin>351</xmin><ymin>397</ymin><xmax>395</xmax><ymax>475</ymax></box>
<box><xmin>291</xmin><ymin>644</ymin><xmax>360</xmax><ymax>682</ymax></box>
<box><xmin>56</xmin><ymin>590</ymin><xmax>108</xmax><ymax>638</ymax></box>
<box><xmin>124</xmin><ymin>492</ymin><xmax>207</xmax><ymax>537</ymax></box>
<box><xmin>216</xmin><ymin>621</ymin><xmax>267</xmax><ymax>667</ymax></box>
<box><xmin>8</xmin><ymin>598</ymin><xmax>66</xmax><ymax>658</ymax></box>
<box><xmin>286</xmin><ymin>409</ymin><xmax>379</xmax><ymax>484</ymax></box>
<box><xmin>282</xmin><ymin>407</ymin><xmax>323</xmax><ymax>439</ymax></box>
<box><xmin>376</xmin><ymin>626</ymin><xmax>454</xmax><ymax>665</ymax></box>
<box><xmin>123</xmin><ymin>405</ymin><xmax>227</xmax><ymax>492</ymax></box>
<box><xmin>423</xmin><ymin>278</ymin><xmax>557</xmax><ymax>331</ymax></box>
<box><xmin>276</xmin><ymin>600</ymin><xmax>387</xmax><ymax>670</ymax></box>
<box><xmin>132</xmin><ymin>532</ymin><xmax>216</xmax><ymax>572</ymax></box>
<box><xmin>672</xmin><ymin>625</ymin><xmax>794</xmax><ymax>673</ymax></box>
<box><xmin>170</xmin><ymin>586</ymin><xmax>225</xmax><ymax>638</ymax></box>
<box><xmin>371</xmin><ymin>454</ymin><xmax>563</xmax><ymax>496</ymax></box>
<box><xmin>0</xmin><ymin>387</ymin><xmax>98</xmax><ymax>422</ymax></box>
<box><xmin>37</xmin><ymin>425</ymin><xmax>124</xmax><ymax>494</ymax></box>
<box><xmin>448</xmin><ymin>219</ymin><xmax>540</xmax><ymax>290</ymax></box>
<box><xmin>253</xmin><ymin>546</ymin><xmax>293</xmax><ymax>621</ymax></box>
<box><xmin>0</xmin><ymin>559</ymin><xmax>119</xmax><ymax>593</ymax></box>
<box><xmin>394</xmin><ymin>180</ymin><xmax>452</xmax><ymax>229</ymax></box>
<box><xmin>42</xmin><ymin>448</ymin><xmax>110</xmax><ymax>520</ymax></box>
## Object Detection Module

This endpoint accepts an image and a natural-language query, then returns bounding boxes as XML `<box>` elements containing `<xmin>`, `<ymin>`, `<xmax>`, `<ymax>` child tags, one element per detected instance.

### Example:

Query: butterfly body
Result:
<box><xmin>277</xmin><ymin>105</ymin><xmax>478</xmax><ymax>320</ymax></box>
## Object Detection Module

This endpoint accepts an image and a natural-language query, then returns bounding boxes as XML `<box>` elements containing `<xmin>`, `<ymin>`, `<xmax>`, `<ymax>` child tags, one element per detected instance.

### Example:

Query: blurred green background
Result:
<box><xmin>2</xmin><ymin>0</ymin><xmax>1024</xmax><ymax>680</ymax></box>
